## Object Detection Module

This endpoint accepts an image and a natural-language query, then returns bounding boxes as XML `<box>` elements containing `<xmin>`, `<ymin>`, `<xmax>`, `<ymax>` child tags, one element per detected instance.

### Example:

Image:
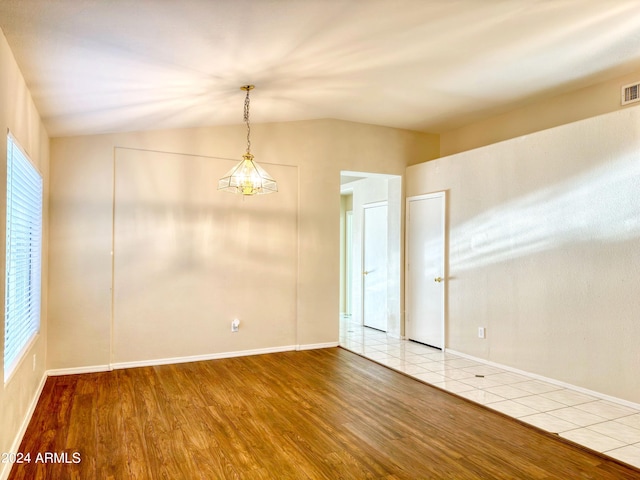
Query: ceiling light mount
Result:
<box><xmin>218</xmin><ymin>85</ymin><xmax>277</xmax><ymax>196</ymax></box>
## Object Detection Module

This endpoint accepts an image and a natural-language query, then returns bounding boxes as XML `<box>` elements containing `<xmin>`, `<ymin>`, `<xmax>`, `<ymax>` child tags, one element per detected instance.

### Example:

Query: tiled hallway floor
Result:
<box><xmin>339</xmin><ymin>320</ymin><xmax>640</xmax><ymax>470</ymax></box>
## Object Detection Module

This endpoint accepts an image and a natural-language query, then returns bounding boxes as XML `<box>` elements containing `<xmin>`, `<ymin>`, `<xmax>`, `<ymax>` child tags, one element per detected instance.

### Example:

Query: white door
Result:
<box><xmin>406</xmin><ymin>193</ymin><xmax>445</xmax><ymax>348</ymax></box>
<box><xmin>363</xmin><ymin>203</ymin><xmax>388</xmax><ymax>331</ymax></box>
<box><xmin>345</xmin><ymin>211</ymin><xmax>353</xmax><ymax>316</ymax></box>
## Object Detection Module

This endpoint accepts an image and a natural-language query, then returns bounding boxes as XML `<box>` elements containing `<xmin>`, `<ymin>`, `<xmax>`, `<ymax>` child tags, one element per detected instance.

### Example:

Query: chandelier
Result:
<box><xmin>218</xmin><ymin>85</ymin><xmax>278</xmax><ymax>195</ymax></box>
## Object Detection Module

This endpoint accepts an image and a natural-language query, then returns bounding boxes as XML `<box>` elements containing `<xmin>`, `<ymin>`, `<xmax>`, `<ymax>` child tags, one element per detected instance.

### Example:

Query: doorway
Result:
<box><xmin>406</xmin><ymin>192</ymin><xmax>446</xmax><ymax>349</ymax></box>
<box><xmin>340</xmin><ymin>172</ymin><xmax>402</xmax><ymax>338</ymax></box>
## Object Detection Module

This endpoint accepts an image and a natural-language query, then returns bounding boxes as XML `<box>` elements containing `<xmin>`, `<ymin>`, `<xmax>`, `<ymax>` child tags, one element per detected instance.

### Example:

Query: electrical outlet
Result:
<box><xmin>478</xmin><ymin>327</ymin><xmax>486</xmax><ymax>339</ymax></box>
<box><xmin>231</xmin><ymin>319</ymin><xmax>240</xmax><ymax>333</ymax></box>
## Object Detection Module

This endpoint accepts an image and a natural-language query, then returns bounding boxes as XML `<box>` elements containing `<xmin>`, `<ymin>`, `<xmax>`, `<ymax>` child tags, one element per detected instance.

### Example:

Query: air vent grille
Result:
<box><xmin>622</xmin><ymin>82</ymin><xmax>640</xmax><ymax>105</ymax></box>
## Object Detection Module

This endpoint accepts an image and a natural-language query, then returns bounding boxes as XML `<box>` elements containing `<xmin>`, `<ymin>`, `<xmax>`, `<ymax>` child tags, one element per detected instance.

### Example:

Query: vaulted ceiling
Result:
<box><xmin>2</xmin><ymin>0</ymin><xmax>640</xmax><ymax>137</ymax></box>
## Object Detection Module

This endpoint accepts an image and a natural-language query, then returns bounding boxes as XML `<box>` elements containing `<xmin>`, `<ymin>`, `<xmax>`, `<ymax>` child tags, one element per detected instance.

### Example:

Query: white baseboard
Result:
<box><xmin>109</xmin><ymin>345</ymin><xmax>298</xmax><ymax>370</ymax></box>
<box><xmin>47</xmin><ymin>364</ymin><xmax>111</xmax><ymax>376</ymax></box>
<box><xmin>48</xmin><ymin>343</ymin><xmax>340</xmax><ymax>375</ymax></box>
<box><xmin>1</xmin><ymin>372</ymin><xmax>48</xmax><ymax>480</ymax></box>
<box><xmin>297</xmin><ymin>342</ymin><xmax>339</xmax><ymax>351</ymax></box>
<box><xmin>446</xmin><ymin>348</ymin><xmax>640</xmax><ymax>411</ymax></box>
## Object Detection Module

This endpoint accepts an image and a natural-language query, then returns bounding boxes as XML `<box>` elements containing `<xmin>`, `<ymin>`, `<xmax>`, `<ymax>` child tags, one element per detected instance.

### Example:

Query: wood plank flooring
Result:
<box><xmin>8</xmin><ymin>348</ymin><xmax>640</xmax><ymax>479</ymax></box>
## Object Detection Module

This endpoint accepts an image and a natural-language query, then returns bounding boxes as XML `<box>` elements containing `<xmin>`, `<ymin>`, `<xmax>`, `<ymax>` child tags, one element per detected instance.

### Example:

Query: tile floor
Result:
<box><xmin>339</xmin><ymin>320</ymin><xmax>640</xmax><ymax>470</ymax></box>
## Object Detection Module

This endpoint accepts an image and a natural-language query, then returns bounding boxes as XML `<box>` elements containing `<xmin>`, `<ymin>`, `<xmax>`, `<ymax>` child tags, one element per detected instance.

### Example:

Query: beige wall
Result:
<box><xmin>407</xmin><ymin>106</ymin><xmax>640</xmax><ymax>403</ymax></box>
<box><xmin>49</xmin><ymin>120</ymin><xmax>437</xmax><ymax>369</ymax></box>
<box><xmin>0</xmin><ymin>29</ymin><xmax>50</xmax><ymax>473</ymax></box>
<box><xmin>112</xmin><ymin>149</ymin><xmax>299</xmax><ymax>364</ymax></box>
<box><xmin>441</xmin><ymin>69</ymin><xmax>640</xmax><ymax>156</ymax></box>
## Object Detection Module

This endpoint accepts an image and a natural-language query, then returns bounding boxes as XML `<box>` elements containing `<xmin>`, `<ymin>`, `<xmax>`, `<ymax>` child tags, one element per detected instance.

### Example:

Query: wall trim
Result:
<box><xmin>1</xmin><ymin>372</ymin><xmax>48</xmax><ymax>480</ymax></box>
<box><xmin>48</xmin><ymin>344</ymin><xmax>339</xmax><ymax>376</ymax></box>
<box><xmin>109</xmin><ymin>345</ymin><xmax>299</xmax><ymax>370</ymax></box>
<box><xmin>47</xmin><ymin>364</ymin><xmax>112</xmax><ymax>376</ymax></box>
<box><xmin>446</xmin><ymin>349</ymin><xmax>640</xmax><ymax>411</ymax></box>
<box><xmin>297</xmin><ymin>342</ymin><xmax>339</xmax><ymax>351</ymax></box>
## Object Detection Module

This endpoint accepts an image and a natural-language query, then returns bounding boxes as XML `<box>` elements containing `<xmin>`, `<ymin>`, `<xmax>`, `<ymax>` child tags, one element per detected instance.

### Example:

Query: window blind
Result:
<box><xmin>4</xmin><ymin>133</ymin><xmax>43</xmax><ymax>381</ymax></box>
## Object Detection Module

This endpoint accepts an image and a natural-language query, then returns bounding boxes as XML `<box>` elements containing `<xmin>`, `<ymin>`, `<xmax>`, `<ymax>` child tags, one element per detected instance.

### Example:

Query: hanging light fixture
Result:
<box><xmin>218</xmin><ymin>85</ymin><xmax>278</xmax><ymax>195</ymax></box>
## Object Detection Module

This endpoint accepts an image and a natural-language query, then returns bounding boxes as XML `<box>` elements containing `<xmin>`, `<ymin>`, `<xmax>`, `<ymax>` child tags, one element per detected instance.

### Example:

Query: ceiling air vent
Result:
<box><xmin>621</xmin><ymin>82</ymin><xmax>640</xmax><ymax>105</ymax></box>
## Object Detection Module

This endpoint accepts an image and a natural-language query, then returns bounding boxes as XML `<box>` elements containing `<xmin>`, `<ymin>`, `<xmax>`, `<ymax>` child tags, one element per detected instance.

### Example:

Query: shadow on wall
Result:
<box><xmin>446</xmin><ymin>153</ymin><xmax>640</xmax><ymax>272</ymax></box>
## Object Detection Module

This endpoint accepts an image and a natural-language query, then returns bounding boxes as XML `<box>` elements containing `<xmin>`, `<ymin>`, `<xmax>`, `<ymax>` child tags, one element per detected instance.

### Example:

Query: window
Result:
<box><xmin>4</xmin><ymin>133</ymin><xmax>43</xmax><ymax>382</ymax></box>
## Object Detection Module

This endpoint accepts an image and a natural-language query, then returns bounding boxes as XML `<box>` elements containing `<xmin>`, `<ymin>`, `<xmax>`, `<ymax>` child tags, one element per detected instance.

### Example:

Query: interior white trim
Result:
<box><xmin>48</xmin><ymin>344</ymin><xmax>340</xmax><ymax>376</ymax></box>
<box><xmin>405</xmin><ymin>191</ymin><xmax>447</xmax><ymax>349</ymax></box>
<box><xmin>341</xmin><ymin>170</ymin><xmax>399</xmax><ymax>180</ymax></box>
<box><xmin>47</xmin><ymin>365</ymin><xmax>112</xmax><ymax>376</ymax></box>
<box><xmin>446</xmin><ymin>349</ymin><xmax>640</xmax><ymax>411</ymax></box>
<box><xmin>296</xmin><ymin>342</ymin><xmax>339</xmax><ymax>351</ymax></box>
<box><xmin>109</xmin><ymin>345</ymin><xmax>298</xmax><ymax>370</ymax></box>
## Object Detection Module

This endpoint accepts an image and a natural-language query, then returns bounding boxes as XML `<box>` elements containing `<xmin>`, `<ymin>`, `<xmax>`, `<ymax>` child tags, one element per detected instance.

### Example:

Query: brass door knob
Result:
<box><xmin>434</xmin><ymin>276</ymin><xmax>443</xmax><ymax>283</ymax></box>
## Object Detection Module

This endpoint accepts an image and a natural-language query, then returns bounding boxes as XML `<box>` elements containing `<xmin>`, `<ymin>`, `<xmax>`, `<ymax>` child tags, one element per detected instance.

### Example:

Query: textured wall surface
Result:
<box><xmin>408</xmin><ymin>107</ymin><xmax>640</xmax><ymax>403</ymax></box>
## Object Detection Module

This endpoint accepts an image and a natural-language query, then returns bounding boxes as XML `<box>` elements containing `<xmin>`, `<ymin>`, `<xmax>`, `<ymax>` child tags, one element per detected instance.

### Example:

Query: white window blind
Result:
<box><xmin>4</xmin><ymin>133</ymin><xmax>42</xmax><ymax>382</ymax></box>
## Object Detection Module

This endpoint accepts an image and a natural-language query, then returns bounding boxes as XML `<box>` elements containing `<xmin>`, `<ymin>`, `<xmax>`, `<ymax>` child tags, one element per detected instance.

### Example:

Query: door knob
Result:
<box><xmin>434</xmin><ymin>276</ymin><xmax>443</xmax><ymax>283</ymax></box>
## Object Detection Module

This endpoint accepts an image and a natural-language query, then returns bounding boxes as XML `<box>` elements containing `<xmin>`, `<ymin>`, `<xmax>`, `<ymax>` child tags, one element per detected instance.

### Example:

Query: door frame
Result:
<box><xmin>345</xmin><ymin>210</ymin><xmax>353</xmax><ymax>316</ymax></box>
<box><xmin>405</xmin><ymin>191</ymin><xmax>446</xmax><ymax>348</ymax></box>
<box><xmin>362</xmin><ymin>200</ymin><xmax>388</xmax><ymax>330</ymax></box>
<box><xmin>339</xmin><ymin>171</ymin><xmax>402</xmax><ymax>337</ymax></box>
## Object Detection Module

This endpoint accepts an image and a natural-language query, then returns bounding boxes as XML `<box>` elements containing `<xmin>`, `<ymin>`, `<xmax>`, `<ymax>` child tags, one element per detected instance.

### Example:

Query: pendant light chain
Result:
<box><xmin>244</xmin><ymin>88</ymin><xmax>251</xmax><ymax>154</ymax></box>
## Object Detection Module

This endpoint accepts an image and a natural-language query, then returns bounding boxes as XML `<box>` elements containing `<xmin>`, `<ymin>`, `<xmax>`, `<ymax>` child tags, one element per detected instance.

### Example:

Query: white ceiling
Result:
<box><xmin>2</xmin><ymin>0</ymin><xmax>640</xmax><ymax>137</ymax></box>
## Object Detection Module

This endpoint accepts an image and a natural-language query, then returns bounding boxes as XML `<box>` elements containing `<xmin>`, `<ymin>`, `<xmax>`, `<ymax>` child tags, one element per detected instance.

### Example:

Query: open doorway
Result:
<box><xmin>339</xmin><ymin>171</ymin><xmax>402</xmax><ymax>341</ymax></box>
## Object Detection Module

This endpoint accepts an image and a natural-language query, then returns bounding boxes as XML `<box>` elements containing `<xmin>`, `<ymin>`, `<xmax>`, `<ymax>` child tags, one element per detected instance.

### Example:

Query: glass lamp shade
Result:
<box><xmin>218</xmin><ymin>153</ymin><xmax>278</xmax><ymax>195</ymax></box>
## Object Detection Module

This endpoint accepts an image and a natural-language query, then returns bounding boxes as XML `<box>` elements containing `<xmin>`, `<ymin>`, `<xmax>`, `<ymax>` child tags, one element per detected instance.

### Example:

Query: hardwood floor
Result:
<box><xmin>9</xmin><ymin>348</ymin><xmax>640</xmax><ymax>479</ymax></box>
